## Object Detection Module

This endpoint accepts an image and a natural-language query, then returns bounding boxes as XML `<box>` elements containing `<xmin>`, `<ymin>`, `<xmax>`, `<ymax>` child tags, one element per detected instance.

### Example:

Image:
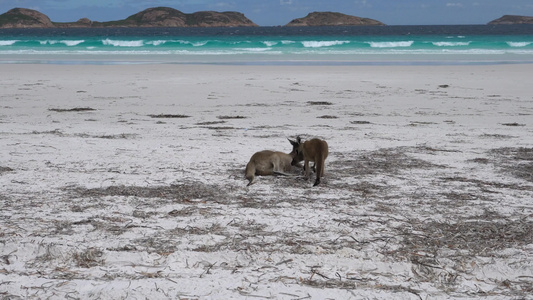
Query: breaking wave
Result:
<box><xmin>507</xmin><ymin>41</ymin><xmax>532</xmax><ymax>47</ymax></box>
<box><xmin>301</xmin><ymin>40</ymin><xmax>350</xmax><ymax>48</ymax></box>
<box><xmin>102</xmin><ymin>39</ymin><xmax>144</xmax><ymax>47</ymax></box>
<box><xmin>366</xmin><ymin>41</ymin><xmax>414</xmax><ymax>48</ymax></box>
<box><xmin>39</xmin><ymin>40</ymin><xmax>85</xmax><ymax>46</ymax></box>
<box><xmin>433</xmin><ymin>41</ymin><xmax>471</xmax><ymax>46</ymax></box>
<box><xmin>0</xmin><ymin>40</ymin><xmax>19</xmax><ymax>46</ymax></box>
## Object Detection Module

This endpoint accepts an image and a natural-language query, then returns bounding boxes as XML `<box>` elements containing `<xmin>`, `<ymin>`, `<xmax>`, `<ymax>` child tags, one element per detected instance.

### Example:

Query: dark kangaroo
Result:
<box><xmin>292</xmin><ymin>136</ymin><xmax>329</xmax><ymax>186</ymax></box>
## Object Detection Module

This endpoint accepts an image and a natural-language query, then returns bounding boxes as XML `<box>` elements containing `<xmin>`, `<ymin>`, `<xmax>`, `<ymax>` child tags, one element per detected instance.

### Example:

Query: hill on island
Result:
<box><xmin>488</xmin><ymin>15</ymin><xmax>533</xmax><ymax>25</ymax></box>
<box><xmin>286</xmin><ymin>11</ymin><xmax>385</xmax><ymax>26</ymax></box>
<box><xmin>0</xmin><ymin>8</ymin><xmax>54</xmax><ymax>28</ymax></box>
<box><xmin>0</xmin><ymin>7</ymin><xmax>257</xmax><ymax>28</ymax></box>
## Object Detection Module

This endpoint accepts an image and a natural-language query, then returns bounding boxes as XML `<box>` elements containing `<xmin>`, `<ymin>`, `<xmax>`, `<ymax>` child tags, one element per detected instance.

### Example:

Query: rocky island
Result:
<box><xmin>488</xmin><ymin>15</ymin><xmax>533</xmax><ymax>25</ymax></box>
<box><xmin>0</xmin><ymin>8</ymin><xmax>54</xmax><ymax>28</ymax></box>
<box><xmin>0</xmin><ymin>7</ymin><xmax>257</xmax><ymax>28</ymax></box>
<box><xmin>286</xmin><ymin>11</ymin><xmax>385</xmax><ymax>26</ymax></box>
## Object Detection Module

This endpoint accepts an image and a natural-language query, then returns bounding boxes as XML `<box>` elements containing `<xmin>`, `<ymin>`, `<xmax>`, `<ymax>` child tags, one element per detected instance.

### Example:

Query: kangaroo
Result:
<box><xmin>292</xmin><ymin>136</ymin><xmax>329</xmax><ymax>186</ymax></box>
<box><xmin>245</xmin><ymin>138</ymin><xmax>301</xmax><ymax>186</ymax></box>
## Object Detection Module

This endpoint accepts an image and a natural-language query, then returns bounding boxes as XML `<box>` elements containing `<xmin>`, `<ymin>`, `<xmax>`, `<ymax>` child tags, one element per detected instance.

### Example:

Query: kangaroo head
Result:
<box><xmin>288</xmin><ymin>136</ymin><xmax>304</xmax><ymax>166</ymax></box>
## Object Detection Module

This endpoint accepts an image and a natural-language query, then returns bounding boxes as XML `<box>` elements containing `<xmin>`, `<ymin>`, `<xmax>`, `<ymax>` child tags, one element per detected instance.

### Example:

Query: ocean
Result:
<box><xmin>1</xmin><ymin>25</ymin><xmax>533</xmax><ymax>65</ymax></box>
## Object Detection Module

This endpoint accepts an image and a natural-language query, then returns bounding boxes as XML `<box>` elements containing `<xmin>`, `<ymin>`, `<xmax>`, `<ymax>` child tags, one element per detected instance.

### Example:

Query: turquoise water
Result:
<box><xmin>1</xmin><ymin>26</ymin><xmax>533</xmax><ymax>65</ymax></box>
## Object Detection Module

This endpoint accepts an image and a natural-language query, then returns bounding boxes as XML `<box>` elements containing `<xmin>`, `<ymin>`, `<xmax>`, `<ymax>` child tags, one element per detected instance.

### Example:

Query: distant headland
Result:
<box><xmin>0</xmin><ymin>7</ymin><xmax>258</xmax><ymax>28</ymax></box>
<box><xmin>488</xmin><ymin>15</ymin><xmax>533</xmax><ymax>25</ymax></box>
<box><xmin>1</xmin><ymin>7</ymin><xmax>532</xmax><ymax>28</ymax></box>
<box><xmin>0</xmin><ymin>7</ymin><xmax>386</xmax><ymax>28</ymax></box>
<box><xmin>285</xmin><ymin>12</ymin><xmax>385</xmax><ymax>26</ymax></box>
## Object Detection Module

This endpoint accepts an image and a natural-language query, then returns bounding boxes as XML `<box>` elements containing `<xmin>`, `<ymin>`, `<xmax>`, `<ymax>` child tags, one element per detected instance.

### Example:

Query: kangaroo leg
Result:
<box><xmin>313</xmin><ymin>157</ymin><xmax>323</xmax><ymax>186</ymax></box>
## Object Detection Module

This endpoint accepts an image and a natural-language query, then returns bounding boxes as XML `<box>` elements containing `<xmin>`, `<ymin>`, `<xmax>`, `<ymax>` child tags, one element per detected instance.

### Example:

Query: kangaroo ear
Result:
<box><xmin>288</xmin><ymin>138</ymin><xmax>298</xmax><ymax>146</ymax></box>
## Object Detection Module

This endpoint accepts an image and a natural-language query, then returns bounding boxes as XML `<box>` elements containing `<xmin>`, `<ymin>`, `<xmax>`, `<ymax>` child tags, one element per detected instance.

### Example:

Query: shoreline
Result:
<box><xmin>3</xmin><ymin>57</ymin><xmax>533</xmax><ymax>66</ymax></box>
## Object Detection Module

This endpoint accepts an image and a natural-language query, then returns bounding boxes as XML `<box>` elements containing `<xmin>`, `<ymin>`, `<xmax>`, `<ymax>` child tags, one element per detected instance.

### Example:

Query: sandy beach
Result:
<box><xmin>1</xmin><ymin>63</ymin><xmax>532</xmax><ymax>299</ymax></box>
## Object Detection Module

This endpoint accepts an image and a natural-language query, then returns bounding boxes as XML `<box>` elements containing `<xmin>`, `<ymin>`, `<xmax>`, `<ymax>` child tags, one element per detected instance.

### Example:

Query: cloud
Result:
<box><xmin>209</xmin><ymin>1</ymin><xmax>235</xmax><ymax>9</ymax></box>
<box><xmin>356</xmin><ymin>0</ymin><xmax>371</xmax><ymax>8</ymax></box>
<box><xmin>280</xmin><ymin>0</ymin><xmax>292</xmax><ymax>5</ymax></box>
<box><xmin>446</xmin><ymin>3</ymin><xmax>464</xmax><ymax>7</ymax></box>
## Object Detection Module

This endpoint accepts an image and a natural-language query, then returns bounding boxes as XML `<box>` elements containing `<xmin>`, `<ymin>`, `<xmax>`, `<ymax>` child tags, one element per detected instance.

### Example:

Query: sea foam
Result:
<box><xmin>102</xmin><ymin>39</ymin><xmax>144</xmax><ymax>47</ymax></box>
<box><xmin>0</xmin><ymin>40</ymin><xmax>19</xmax><ymax>46</ymax></box>
<box><xmin>507</xmin><ymin>42</ymin><xmax>532</xmax><ymax>47</ymax></box>
<box><xmin>301</xmin><ymin>41</ymin><xmax>350</xmax><ymax>48</ymax></box>
<box><xmin>433</xmin><ymin>41</ymin><xmax>471</xmax><ymax>46</ymax></box>
<box><xmin>39</xmin><ymin>40</ymin><xmax>84</xmax><ymax>46</ymax></box>
<box><xmin>262</xmin><ymin>41</ymin><xmax>278</xmax><ymax>47</ymax></box>
<box><xmin>367</xmin><ymin>41</ymin><xmax>414</xmax><ymax>48</ymax></box>
<box><xmin>147</xmin><ymin>40</ymin><xmax>167</xmax><ymax>46</ymax></box>
<box><xmin>62</xmin><ymin>40</ymin><xmax>85</xmax><ymax>46</ymax></box>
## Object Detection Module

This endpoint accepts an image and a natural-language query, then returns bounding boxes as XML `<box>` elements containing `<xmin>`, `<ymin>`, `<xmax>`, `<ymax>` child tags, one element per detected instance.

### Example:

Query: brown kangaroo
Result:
<box><xmin>292</xmin><ymin>136</ymin><xmax>329</xmax><ymax>186</ymax></box>
<box><xmin>245</xmin><ymin>138</ymin><xmax>301</xmax><ymax>186</ymax></box>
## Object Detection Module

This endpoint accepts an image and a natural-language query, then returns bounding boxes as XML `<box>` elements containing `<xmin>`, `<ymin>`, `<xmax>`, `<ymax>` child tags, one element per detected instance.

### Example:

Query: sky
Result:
<box><xmin>1</xmin><ymin>0</ymin><xmax>533</xmax><ymax>26</ymax></box>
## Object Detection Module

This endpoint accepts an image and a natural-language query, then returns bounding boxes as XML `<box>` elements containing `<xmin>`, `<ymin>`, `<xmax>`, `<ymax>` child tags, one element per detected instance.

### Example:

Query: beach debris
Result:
<box><xmin>48</xmin><ymin>107</ymin><xmax>96</xmax><ymax>112</ymax></box>
<box><xmin>148</xmin><ymin>114</ymin><xmax>190</xmax><ymax>118</ymax></box>
<box><xmin>307</xmin><ymin>101</ymin><xmax>333</xmax><ymax>105</ymax></box>
<box><xmin>501</xmin><ymin>122</ymin><xmax>525</xmax><ymax>126</ymax></box>
<box><xmin>216</xmin><ymin>115</ymin><xmax>247</xmax><ymax>119</ymax></box>
<box><xmin>0</xmin><ymin>166</ymin><xmax>14</xmax><ymax>173</ymax></box>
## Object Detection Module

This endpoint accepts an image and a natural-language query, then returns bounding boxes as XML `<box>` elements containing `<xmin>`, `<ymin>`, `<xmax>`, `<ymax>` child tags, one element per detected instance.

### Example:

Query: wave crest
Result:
<box><xmin>507</xmin><ymin>42</ymin><xmax>532</xmax><ymax>47</ymax></box>
<box><xmin>0</xmin><ymin>40</ymin><xmax>19</xmax><ymax>46</ymax></box>
<box><xmin>433</xmin><ymin>41</ymin><xmax>471</xmax><ymax>46</ymax></box>
<box><xmin>367</xmin><ymin>41</ymin><xmax>414</xmax><ymax>48</ymax></box>
<box><xmin>102</xmin><ymin>39</ymin><xmax>144</xmax><ymax>47</ymax></box>
<box><xmin>302</xmin><ymin>41</ymin><xmax>350</xmax><ymax>48</ymax></box>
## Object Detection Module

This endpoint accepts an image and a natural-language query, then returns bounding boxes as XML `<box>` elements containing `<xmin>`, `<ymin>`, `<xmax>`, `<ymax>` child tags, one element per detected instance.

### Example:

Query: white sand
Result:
<box><xmin>1</xmin><ymin>63</ymin><xmax>532</xmax><ymax>299</ymax></box>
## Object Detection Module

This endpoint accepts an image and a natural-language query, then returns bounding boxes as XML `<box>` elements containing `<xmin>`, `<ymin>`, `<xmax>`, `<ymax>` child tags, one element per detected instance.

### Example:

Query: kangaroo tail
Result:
<box><xmin>245</xmin><ymin>162</ymin><xmax>255</xmax><ymax>186</ymax></box>
<box><xmin>273</xmin><ymin>171</ymin><xmax>296</xmax><ymax>177</ymax></box>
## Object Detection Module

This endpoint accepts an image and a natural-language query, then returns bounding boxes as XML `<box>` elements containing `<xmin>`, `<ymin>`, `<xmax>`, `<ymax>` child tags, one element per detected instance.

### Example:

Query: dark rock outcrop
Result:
<box><xmin>54</xmin><ymin>18</ymin><xmax>94</xmax><ymax>28</ymax></box>
<box><xmin>0</xmin><ymin>7</ymin><xmax>257</xmax><ymax>28</ymax></box>
<box><xmin>488</xmin><ymin>15</ymin><xmax>533</xmax><ymax>25</ymax></box>
<box><xmin>286</xmin><ymin>11</ymin><xmax>385</xmax><ymax>27</ymax></box>
<box><xmin>0</xmin><ymin>8</ymin><xmax>54</xmax><ymax>28</ymax></box>
<box><xmin>76</xmin><ymin>18</ymin><xmax>92</xmax><ymax>25</ymax></box>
